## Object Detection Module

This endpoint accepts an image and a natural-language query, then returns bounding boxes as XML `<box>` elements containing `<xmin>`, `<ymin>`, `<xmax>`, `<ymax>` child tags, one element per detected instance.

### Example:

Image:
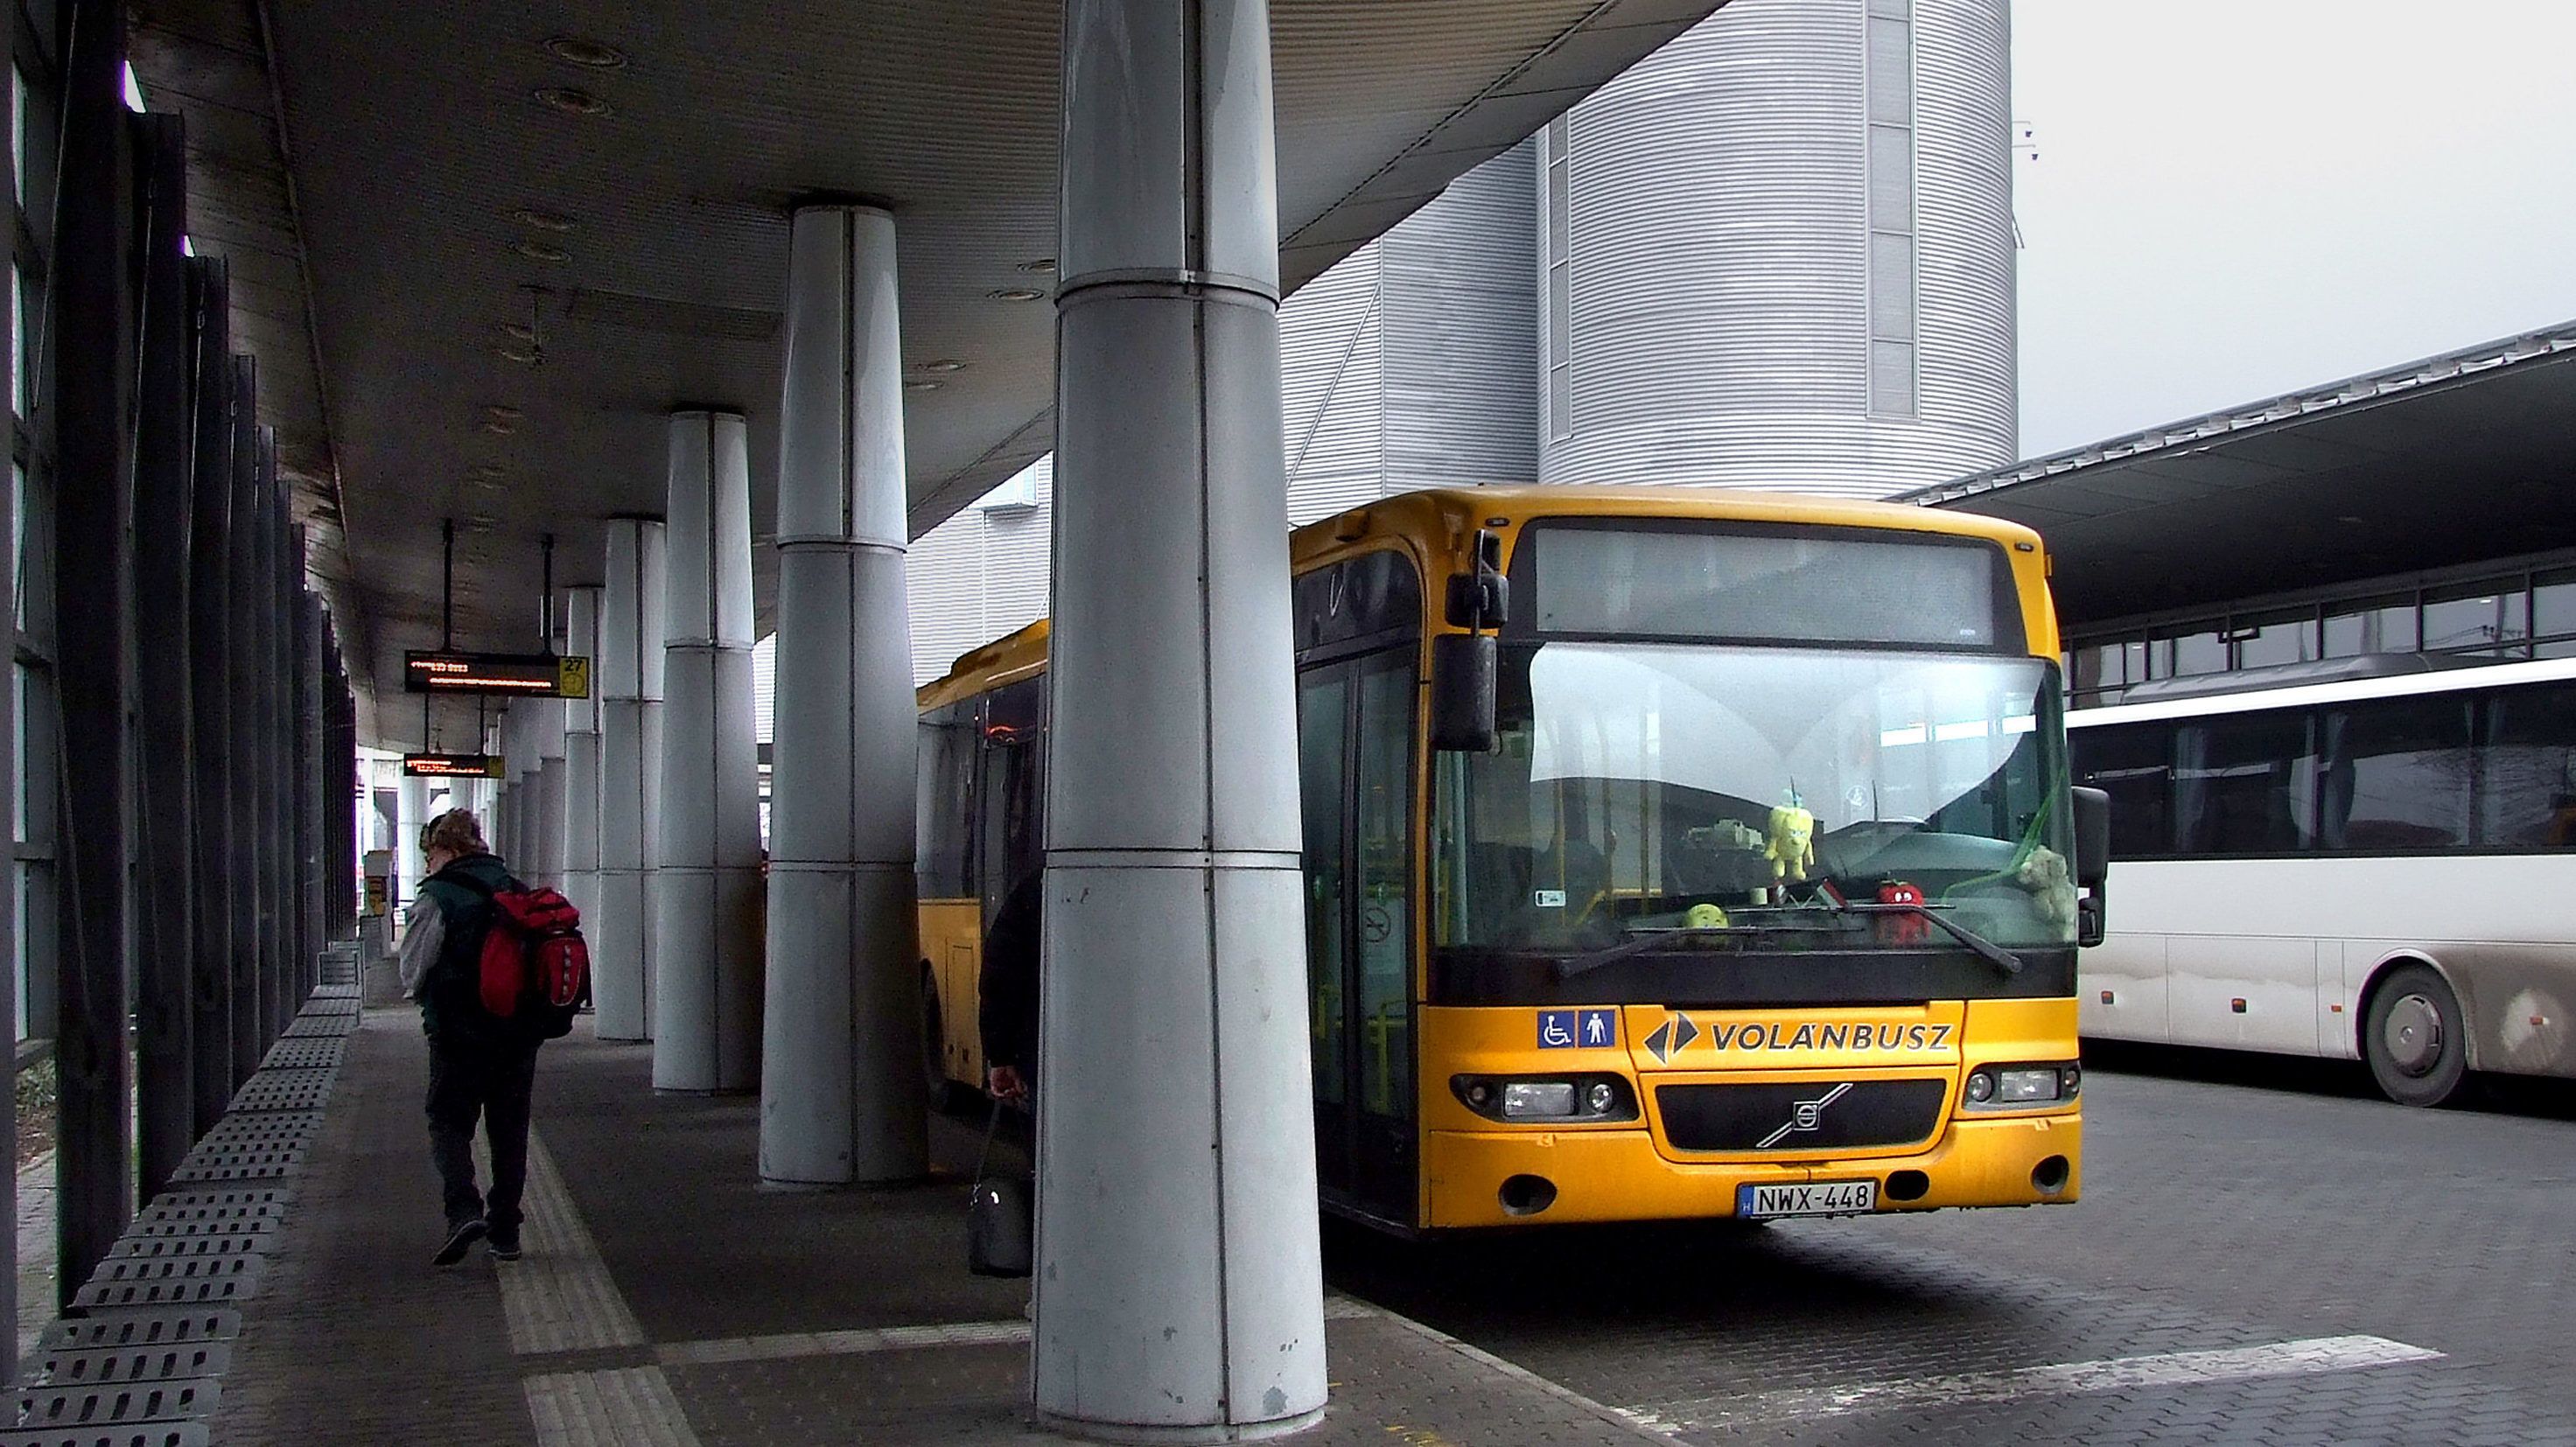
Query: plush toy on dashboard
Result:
<box><xmin>1766</xmin><ymin>803</ymin><xmax>1816</xmax><ymax>884</ymax></box>
<box><xmin>2015</xmin><ymin>845</ymin><xmax>2078</xmax><ymax>930</ymax></box>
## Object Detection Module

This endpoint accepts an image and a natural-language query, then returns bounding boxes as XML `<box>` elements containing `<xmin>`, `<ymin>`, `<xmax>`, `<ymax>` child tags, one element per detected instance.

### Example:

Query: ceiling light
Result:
<box><xmin>1019</xmin><ymin>258</ymin><xmax>1057</xmax><ymax>274</ymax></box>
<box><xmin>482</xmin><ymin>404</ymin><xmax>522</xmax><ymax>435</ymax></box>
<box><xmin>905</xmin><ymin>380</ymin><xmax>942</xmax><ymax>392</ymax></box>
<box><xmin>534</xmin><ymin>87</ymin><xmax>611</xmax><ymax>117</ymax></box>
<box><xmin>502</xmin><ymin>323</ymin><xmax>537</xmax><ymax>343</ymax></box>
<box><xmin>918</xmin><ymin>359</ymin><xmax>968</xmax><ymax>373</ymax></box>
<box><xmin>987</xmin><ymin>287</ymin><xmax>1046</xmax><ymax>302</ymax></box>
<box><xmin>495</xmin><ymin>346</ymin><xmax>539</xmax><ymax>364</ymax></box>
<box><xmin>514</xmin><ymin>239</ymin><xmax>571</xmax><ymax>262</ymax></box>
<box><xmin>542</xmin><ymin>35</ymin><xmax>629</xmax><ymax>69</ymax></box>
<box><xmin>512</xmin><ymin>208</ymin><xmax>576</xmax><ymax>233</ymax></box>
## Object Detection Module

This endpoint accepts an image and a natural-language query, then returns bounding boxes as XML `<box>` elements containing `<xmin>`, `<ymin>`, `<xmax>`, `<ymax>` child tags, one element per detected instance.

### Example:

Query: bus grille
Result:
<box><xmin>1655</xmin><ymin>1078</ymin><xmax>1949</xmax><ymax>1153</ymax></box>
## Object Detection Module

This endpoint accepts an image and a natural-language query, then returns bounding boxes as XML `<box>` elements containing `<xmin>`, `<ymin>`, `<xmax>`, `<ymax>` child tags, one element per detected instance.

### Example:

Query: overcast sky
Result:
<box><xmin>2011</xmin><ymin>0</ymin><xmax>2576</xmax><ymax>458</ymax></box>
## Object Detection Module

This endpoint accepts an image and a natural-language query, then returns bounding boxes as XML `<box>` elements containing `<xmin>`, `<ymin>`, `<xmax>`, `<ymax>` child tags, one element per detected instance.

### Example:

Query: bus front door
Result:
<box><xmin>1297</xmin><ymin>652</ymin><xmax>1418</xmax><ymax>1226</ymax></box>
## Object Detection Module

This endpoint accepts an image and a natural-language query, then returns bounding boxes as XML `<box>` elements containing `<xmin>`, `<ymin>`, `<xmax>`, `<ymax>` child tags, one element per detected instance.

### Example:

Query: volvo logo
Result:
<box><xmin>1756</xmin><ymin>1081</ymin><xmax>1854</xmax><ymax>1149</ymax></box>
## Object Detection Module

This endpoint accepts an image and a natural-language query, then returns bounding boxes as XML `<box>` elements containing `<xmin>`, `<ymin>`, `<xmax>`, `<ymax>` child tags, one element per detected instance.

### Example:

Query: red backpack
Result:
<box><xmin>475</xmin><ymin>884</ymin><xmax>589</xmax><ymax>1038</ymax></box>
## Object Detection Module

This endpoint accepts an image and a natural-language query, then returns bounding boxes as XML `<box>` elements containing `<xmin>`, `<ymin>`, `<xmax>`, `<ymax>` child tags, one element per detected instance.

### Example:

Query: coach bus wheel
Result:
<box><xmin>2362</xmin><ymin>963</ymin><xmax>2468</xmax><ymax>1108</ymax></box>
<box><xmin>921</xmin><ymin>968</ymin><xmax>959</xmax><ymax>1113</ymax></box>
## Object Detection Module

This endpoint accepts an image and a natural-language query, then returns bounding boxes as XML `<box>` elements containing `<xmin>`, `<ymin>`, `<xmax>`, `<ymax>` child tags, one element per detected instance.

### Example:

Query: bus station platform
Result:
<box><xmin>108</xmin><ymin>1004</ymin><xmax>1666</xmax><ymax>1446</ymax></box>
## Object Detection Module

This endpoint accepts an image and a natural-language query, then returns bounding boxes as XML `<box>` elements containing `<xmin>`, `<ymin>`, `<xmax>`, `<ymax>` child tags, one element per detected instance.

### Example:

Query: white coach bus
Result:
<box><xmin>2066</xmin><ymin>655</ymin><xmax>2576</xmax><ymax>1105</ymax></box>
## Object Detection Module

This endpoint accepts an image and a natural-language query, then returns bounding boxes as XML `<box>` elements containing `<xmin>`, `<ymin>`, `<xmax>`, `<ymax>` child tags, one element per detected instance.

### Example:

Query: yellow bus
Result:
<box><xmin>917</xmin><ymin>486</ymin><xmax>2107</xmax><ymax>1233</ymax></box>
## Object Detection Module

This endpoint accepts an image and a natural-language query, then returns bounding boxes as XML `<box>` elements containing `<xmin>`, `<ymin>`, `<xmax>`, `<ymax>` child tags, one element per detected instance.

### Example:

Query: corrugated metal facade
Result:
<box><xmin>1537</xmin><ymin>0</ymin><xmax>2015</xmax><ymax>498</ymax></box>
<box><xmin>897</xmin><ymin>143</ymin><xmax>1539</xmax><ymax>682</ymax></box>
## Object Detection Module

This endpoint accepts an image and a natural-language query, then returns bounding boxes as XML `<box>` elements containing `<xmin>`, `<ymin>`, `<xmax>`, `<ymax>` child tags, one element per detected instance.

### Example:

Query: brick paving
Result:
<box><xmin>136</xmin><ymin>1008</ymin><xmax>2576</xmax><ymax>1445</ymax></box>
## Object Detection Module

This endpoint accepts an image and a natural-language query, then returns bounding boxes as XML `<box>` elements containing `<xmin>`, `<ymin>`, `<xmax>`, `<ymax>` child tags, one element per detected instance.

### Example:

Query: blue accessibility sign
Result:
<box><xmin>1540</xmin><ymin>1009</ymin><xmax>1618</xmax><ymax>1049</ymax></box>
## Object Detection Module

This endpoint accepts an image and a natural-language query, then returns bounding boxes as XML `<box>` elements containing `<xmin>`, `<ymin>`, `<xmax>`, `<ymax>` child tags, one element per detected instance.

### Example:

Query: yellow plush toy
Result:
<box><xmin>1766</xmin><ymin>804</ymin><xmax>1816</xmax><ymax>884</ymax></box>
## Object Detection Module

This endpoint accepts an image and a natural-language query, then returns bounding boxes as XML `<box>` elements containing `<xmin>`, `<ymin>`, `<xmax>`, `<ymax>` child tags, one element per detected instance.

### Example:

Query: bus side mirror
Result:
<box><xmin>2071</xmin><ymin>786</ymin><xmax>2110</xmax><ymax>947</ymax></box>
<box><xmin>1442</xmin><ymin>528</ymin><xmax>1508</xmax><ymax>629</ymax></box>
<box><xmin>1429</xmin><ymin>633</ymin><xmax>1497</xmax><ymax>752</ymax></box>
<box><xmin>2071</xmin><ymin>786</ymin><xmax>2110</xmax><ymax>889</ymax></box>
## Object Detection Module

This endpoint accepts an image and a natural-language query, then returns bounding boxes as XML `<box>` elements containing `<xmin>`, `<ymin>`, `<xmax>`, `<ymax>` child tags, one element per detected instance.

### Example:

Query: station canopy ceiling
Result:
<box><xmin>129</xmin><ymin>0</ymin><xmax>1726</xmax><ymax>744</ymax></box>
<box><xmin>1908</xmin><ymin>323</ymin><xmax>2576</xmax><ymax>633</ymax></box>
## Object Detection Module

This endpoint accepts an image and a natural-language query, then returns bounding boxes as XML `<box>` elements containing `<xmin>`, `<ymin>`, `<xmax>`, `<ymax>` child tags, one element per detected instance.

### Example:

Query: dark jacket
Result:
<box><xmin>977</xmin><ymin>874</ymin><xmax>1044</xmax><ymax>1076</ymax></box>
<box><xmin>415</xmin><ymin>851</ymin><xmax>524</xmax><ymax>1046</ymax></box>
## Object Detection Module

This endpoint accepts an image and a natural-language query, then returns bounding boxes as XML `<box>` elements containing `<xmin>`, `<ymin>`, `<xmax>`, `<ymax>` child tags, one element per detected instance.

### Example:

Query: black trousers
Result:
<box><xmin>425</xmin><ymin>1037</ymin><xmax>542</xmax><ymax>1234</ymax></box>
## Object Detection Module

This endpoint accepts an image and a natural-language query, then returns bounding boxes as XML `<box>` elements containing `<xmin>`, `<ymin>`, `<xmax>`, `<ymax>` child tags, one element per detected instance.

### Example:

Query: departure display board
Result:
<box><xmin>402</xmin><ymin>753</ymin><xmax>505</xmax><ymax>778</ymax></box>
<box><xmin>402</xmin><ymin>651</ymin><xmax>592</xmax><ymax>699</ymax></box>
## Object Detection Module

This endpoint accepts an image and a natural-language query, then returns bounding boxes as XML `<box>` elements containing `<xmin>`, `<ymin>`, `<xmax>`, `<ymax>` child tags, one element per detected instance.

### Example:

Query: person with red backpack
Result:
<box><xmin>396</xmin><ymin>808</ymin><xmax>587</xmax><ymax>1267</ymax></box>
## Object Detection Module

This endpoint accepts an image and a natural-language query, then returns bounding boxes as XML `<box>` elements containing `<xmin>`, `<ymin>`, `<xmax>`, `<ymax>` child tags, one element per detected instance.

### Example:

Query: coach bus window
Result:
<box><xmin>2234</xmin><ymin>610</ymin><xmax>2320</xmax><ymax>668</ymax></box>
<box><xmin>2477</xmin><ymin>685</ymin><xmax>2576</xmax><ymax>847</ymax></box>
<box><xmin>2076</xmin><ymin>723</ymin><xmax>2174</xmax><ymax>859</ymax></box>
<box><xmin>2174</xmin><ymin>712</ymin><xmax>2314</xmax><ymax>854</ymax></box>
<box><xmin>2153</xmin><ymin>624</ymin><xmax>2226</xmax><ymax>679</ymax></box>
<box><xmin>2318</xmin><ymin>697</ymin><xmax>2472</xmax><ymax>850</ymax></box>
<box><xmin>1297</xmin><ymin>671</ymin><xmax>1350</xmax><ymax>1121</ymax></box>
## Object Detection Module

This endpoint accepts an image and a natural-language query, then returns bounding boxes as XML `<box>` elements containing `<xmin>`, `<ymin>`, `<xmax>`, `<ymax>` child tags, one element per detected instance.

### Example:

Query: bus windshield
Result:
<box><xmin>1433</xmin><ymin>641</ymin><xmax>2076</xmax><ymax>955</ymax></box>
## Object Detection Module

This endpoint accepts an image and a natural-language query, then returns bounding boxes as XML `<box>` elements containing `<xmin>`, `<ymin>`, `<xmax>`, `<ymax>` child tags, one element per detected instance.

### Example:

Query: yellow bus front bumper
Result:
<box><xmin>1421</xmin><ymin>1109</ymin><xmax>2082</xmax><ymax>1229</ymax></box>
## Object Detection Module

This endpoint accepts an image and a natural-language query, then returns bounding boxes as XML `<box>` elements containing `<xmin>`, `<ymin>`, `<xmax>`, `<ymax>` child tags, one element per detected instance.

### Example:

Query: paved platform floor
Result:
<box><xmin>207</xmin><ymin>1014</ymin><xmax>1661</xmax><ymax>1446</ymax></box>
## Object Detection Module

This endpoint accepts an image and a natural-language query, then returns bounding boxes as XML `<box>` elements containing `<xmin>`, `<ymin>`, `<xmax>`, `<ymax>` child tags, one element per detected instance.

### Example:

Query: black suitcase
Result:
<box><xmin>969</xmin><ymin>1101</ymin><xmax>1033</xmax><ymax>1278</ymax></box>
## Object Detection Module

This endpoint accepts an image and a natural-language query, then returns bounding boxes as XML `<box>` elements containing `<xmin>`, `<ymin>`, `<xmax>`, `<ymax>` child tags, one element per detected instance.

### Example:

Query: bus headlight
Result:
<box><xmin>1452</xmin><ymin>1073</ymin><xmax>1636</xmax><ymax>1123</ymax></box>
<box><xmin>1962</xmin><ymin>1061</ymin><xmax>2080</xmax><ymax>1111</ymax></box>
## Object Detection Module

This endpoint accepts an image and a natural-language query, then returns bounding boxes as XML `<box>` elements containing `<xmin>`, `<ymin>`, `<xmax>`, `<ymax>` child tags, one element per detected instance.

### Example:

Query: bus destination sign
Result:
<box><xmin>402</xmin><ymin>753</ymin><xmax>505</xmax><ymax>779</ymax></box>
<box><xmin>402</xmin><ymin>650</ymin><xmax>592</xmax><ymax>699</ymax></box>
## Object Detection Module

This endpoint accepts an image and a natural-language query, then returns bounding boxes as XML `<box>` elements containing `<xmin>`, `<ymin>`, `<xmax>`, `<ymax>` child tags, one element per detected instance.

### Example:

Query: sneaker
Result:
<box><xmin>487</xmin><ymin>1230</ymin><xmax>522</xmax><ymax>1262</ymax></box>
<box><xmin>432</xmin><ymin>1217</ymin><xmax>488</xmax><ymax>1268</ymax></box>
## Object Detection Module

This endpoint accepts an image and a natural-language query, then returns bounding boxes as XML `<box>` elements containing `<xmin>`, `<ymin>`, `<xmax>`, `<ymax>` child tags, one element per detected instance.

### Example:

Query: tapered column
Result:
<box><xmin>1037</xmin><ymin>0</ymin><xmax>1327</xmax><ymax>1436</ymax></box>
<box><xmin>596</xmin><ymin>518</ymin><xmax>667</xmax><ymax>1041</ymax></box>
<box><xmin>186</xmin><ymin>259</ymin><xmax>235</xmax><ymax>1134</ymax></box>
<box><xmin>759</xmin><ymin>206</ymin><xmax>925</xmax><ymax>1185</ymax></box>
<box><xmin>223</xmin><ymin>359</ymin><xmax>262</xmax><ymax>1087</ymax></box>
<box><xmin>132</xmin><ymin>112</ymin><xmax>196</xmax><ymax>1200</ymax></box>
<box><xmin>654</xmin><ymin>410</ymin><xmax>763</xmax><ymax>1093</ymax></box>
<box><xmin>564</xmin><ymin>587</ymin><xmax>605</xmax><ymax>929</ymax></box>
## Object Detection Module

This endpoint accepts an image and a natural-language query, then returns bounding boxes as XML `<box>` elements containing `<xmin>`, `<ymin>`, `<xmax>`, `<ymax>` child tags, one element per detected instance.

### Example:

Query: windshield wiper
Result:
<box><xmin>1838</xmin><ymin>901</ymin><xmax>2022</xmax><ymax>976</ymax></box>
<box><xmin>1548</xmin><ymin>901</ymin><xmax>2023</xmax><ymax>982</ymax></box>
<box><xmin>1550</xmin><ymin>921</ymin><xmax>1820</xmax><ymax>982</ymax></box>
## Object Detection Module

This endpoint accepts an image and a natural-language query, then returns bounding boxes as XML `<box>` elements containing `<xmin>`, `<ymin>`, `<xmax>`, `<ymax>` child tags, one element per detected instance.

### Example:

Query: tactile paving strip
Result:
<box><xmin>70</xmin><ymin>1255</ymin><xmax>264</xmax><ymax>1311</ymax></box>
<box><xmin>225</xmin><ymin>1071</ymin><xmax>334</xmax><ymax>1115</ymax></box>
<box><xmin>136</xmin><ymin>1190</ymin><xmax>290</xmax><ymax>1227</ymax></box>
<box><xmin>256</xmin><ymin>1039</ymin><xmax>344</xmax><ymax>1071</ymax></box>
<box><xmin>165</xmin><ymin>1148</ymin><xmax>301</xmax><ymax>1185</ymax></box>
<box><xmin>0</xmin><ymin>1421</ymin><xmax>211</xmax><ymax>1447</ymax></box>
<box><xmin>38</xmin><ymin>1311</ymin><xmax>241</xmax><ymax>1353</ymax></box>
<box><xmin>191</xmin><ymin>1113</ymin><xmax>319</xmax><ymax>1150</ymax></box>
<box><xmin>107</xmin><ymin>1234</ymin><xmax>265</xmax><ymax>1264</ymax></box>
<box><xmin>24</xmin><ymin>1340</ymin><xmax>233</xmax><ymax>1388</ymax></box>
<box><xmin>13</xmin><ymin>1378</ymin><xmax>219</xmax><ymax>1432</ymax></box>
<box><xmin>280</xmin><ymin>1015</ymin><xmax>354</xmax><ymax>1038</ymax></box>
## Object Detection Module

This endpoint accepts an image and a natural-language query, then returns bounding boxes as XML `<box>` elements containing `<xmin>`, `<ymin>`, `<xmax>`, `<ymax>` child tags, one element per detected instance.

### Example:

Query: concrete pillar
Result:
<box><xmin>396</xmin><ymin>777</ymin><xmax>430</xmax><ymax>912</ymax></box>
<box><xmin>597</xmin><ymin>517</ymin><xmax>668</xmax><ymax>1041</ymax></box>
<box><xmin>1035</xmin><ymin>0</ymin><xmax>1327</xmax><ymax>1436</ymax></box>
<box><xmin>654</xmin><ymin>410</ymin><xmax>763</xmax><ymax>1093</ymax></box>
<box><xmin>758</xmin><ymin>205</ymin><xmax>925</xmax><ymax>1186</ymax></box>
<box><xmin>564</xmin><ymin>586</ymin><xmax>605</xmax><ymax>930</ymax></box>
<box><xmin>533</xmin><ymin>694</ymin><xmax>568</xmax><ymax>891</ymax></box>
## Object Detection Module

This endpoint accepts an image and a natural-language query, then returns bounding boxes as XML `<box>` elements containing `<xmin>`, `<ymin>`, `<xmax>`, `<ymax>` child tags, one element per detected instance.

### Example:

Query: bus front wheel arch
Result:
<box><xmin>2359</xmin><ymin>959</ymin><xmax>2471</xmax><ymax>1108</ymax></box>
